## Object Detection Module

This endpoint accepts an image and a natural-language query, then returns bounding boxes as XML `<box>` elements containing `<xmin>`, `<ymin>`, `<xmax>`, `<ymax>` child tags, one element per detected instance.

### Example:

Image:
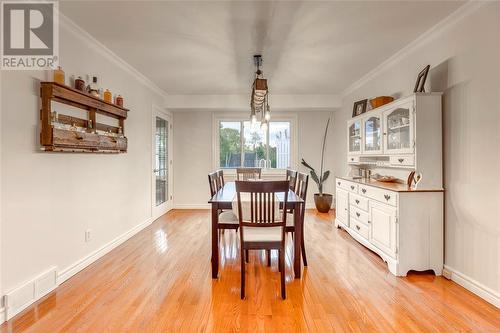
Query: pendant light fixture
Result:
<box><xmin>250</xmin><ymin>55</ymin><xmax>270</xmax><ymax>127</ymax></box>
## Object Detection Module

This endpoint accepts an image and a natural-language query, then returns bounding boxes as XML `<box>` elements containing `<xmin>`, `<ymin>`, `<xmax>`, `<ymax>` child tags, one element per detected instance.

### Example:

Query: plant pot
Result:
<box><xmin>314</xmin><ymin>193</ymin><xmax>333</xmax><ymax>213</ymax></box>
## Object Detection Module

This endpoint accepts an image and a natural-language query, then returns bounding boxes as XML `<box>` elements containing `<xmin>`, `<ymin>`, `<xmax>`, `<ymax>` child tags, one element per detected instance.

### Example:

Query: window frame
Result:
<box><xmin>212</xmin><ymin>112</ymin><xmax>298</xmax><ymax>174</ymax></box>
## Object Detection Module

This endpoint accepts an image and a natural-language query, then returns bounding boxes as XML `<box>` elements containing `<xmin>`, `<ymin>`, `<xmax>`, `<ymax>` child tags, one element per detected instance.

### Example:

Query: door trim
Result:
<box><xmin>152</xmin><ymin>105</ymin><xmax>173</xmax><ymax>220</ymax></box>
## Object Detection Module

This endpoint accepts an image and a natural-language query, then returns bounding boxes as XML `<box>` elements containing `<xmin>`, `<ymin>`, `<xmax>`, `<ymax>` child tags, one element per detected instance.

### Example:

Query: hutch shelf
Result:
<box><xmin>39</xmin><ymin>82</ymin><xmax>128</xmax><ymax>153</ymax></box>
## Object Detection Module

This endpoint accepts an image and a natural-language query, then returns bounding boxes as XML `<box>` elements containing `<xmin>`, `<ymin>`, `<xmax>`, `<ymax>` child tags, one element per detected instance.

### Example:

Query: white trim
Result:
<box><xmin>443</xmin><ymin>265</ymin><xmax>500</xmax><ymax>309</ymax></box>
<box><xmin>341</xmin><ymin>1</ymin><xmax>486</xmax><ymax>97</ymax></box>
<box><xmin>0</xmin><ymin>307</ymin><xmax>5</xmax><ymax>324</ymax></box>
<box><xmin>212</xmin><ymin>112</ymin><xmax>299</xmax><ymax>171</ymax></box>
<box><xmin>173</xmin><ymin>204</ymin><xmax>211</xmax><ymax>210</ymax></box>
<box><xmin>57</xmin><ymin>217</ymin><xmax>152</xmax><ymax>284</ymax></box>
<box><xmin>59</xmin><ymin>13</ymin><xmax>168</xmax><ymax>100</ymax></box>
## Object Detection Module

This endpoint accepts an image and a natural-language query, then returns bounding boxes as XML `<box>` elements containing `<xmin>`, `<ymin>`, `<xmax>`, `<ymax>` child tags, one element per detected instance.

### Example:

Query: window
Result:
<box><xmin>218</xmin><ymin>119</ymin><xmax>292</xmax><ymax>169</ymax></box>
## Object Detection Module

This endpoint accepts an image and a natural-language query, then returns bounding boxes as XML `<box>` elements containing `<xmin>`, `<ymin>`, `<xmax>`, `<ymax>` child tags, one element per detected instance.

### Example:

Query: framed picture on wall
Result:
<box><xmin>352</xmin><ymin>99</ymin><xmax>368</xmax><ymax>117</ymax></box>
<box><xmin>413</xmin><ymin>65</ymin><xmax>430</xmax><ymax>93</ymax></box>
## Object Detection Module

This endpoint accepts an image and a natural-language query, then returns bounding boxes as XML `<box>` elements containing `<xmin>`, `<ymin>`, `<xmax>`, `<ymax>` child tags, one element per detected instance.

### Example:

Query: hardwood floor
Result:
<box><xmin>1</xmin><ymin>210</ymin><xmax>499</xmax><ymax>332</ymax></box>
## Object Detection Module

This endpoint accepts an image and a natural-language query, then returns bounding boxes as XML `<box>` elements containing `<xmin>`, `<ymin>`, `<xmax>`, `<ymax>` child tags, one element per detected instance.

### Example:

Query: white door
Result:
<box><xmin>152</xmin><ymin>107</ymin><xmax>173</xmax><ymax>219</ymax></box>
<box><xmin>369</xmin><ymin>201</ymin><xmax>397</xmax><ymax>257</ymax></box>
<box><xmin>382</xmin><ymin>100</ymin><xmax>415</xmax><ymax>154</ymax></box>
<box><xmin>336</xmin><ymin>188</ymin><xmax>349</xmax><ymax>227</ymax></box>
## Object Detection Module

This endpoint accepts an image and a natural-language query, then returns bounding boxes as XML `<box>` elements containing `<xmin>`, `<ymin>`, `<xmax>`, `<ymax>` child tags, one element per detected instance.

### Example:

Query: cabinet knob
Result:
<box><xmin>356</xmin><ymin>225</ymin><xmax>360</xmax><ymax>230</ymax></box>
<box><xmin>384</xmin><ymin>194</ymin><xmax>391</xmax><ymax>201</ymax></box>
<box><xmin>368</xmin><ymin>220</ymin><xmax>371</xmax><ymax>224</ymax></box>
<box><xmin>356</xmin><ymin>212</ymin><xmax>360</xmax><ymax>217</ymax></box>
<box><xmin>337</xmin><ymin>182</ymin><xmax>340</xmax><ymax>186</ymax></box>
<box><xmin>398</xmin><ymin>158</ymin><xmax>404</xmax><ymax>163</ymax></box>
<box><xmin>350</xmin><ymin>185</ymin><xmax>355</xmax><ymax>190</ymax></box>
<box><xmin>361</xmin><ymin>188</ymin><xmax>366</xmax><ymax>194</ymax></box>
<box><xmin>351</xmin><ymin>158</ymin><xmax>354</xmax><ymax>161</ymax></box>
<box><xmin>355</xmin><ymin>199</ymin><xmax>360</xmax><ymax>204</ymax></box>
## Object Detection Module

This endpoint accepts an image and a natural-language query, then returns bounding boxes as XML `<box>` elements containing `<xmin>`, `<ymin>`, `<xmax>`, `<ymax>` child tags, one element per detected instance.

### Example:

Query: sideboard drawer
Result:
<box><xmin>336</xmin><ymin>179</ymin><xmax>358</xmax><ymax>193</ymax></box>
<box><xmin>348</xmin><ymin>156</ymin><xmax>360</xmax><ymax>164</ymax></box>
<box><xmin>350</xmin><ymin>218</ymin><xmax>369</xmax><ymax>240</ymax></box>
<box><xmin>350</xmin><ymin>193</ymin><xmax>368</xmax><ymax>211</ymax></box>
<box><xmin>350</xmin><ymin>205</ymin><xmax>369</xmax><ymax>224</ymax></box>
<box><xmin>358</xmin><ymin>185</ymin><xmax>398</xmax><ymax>206</ymax></box>
<box><xmin>390</xmin><ymin>155</ymin><xmax>415</xmax><ymax>166</ymax></box>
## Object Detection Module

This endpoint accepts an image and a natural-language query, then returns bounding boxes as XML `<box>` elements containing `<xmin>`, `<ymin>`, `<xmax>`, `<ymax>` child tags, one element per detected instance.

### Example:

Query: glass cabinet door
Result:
<box><xmin>364</xmin><ymin>115</ymin><xmax>382</xmax><ymax>154</ymax></box>
<box><xmin>348</xmin><ymin>119</ymin><xmax>362</xmax><ymax>154</ymax></box>
<box><xmin>383</xmin><ymin>103</ymin><xmax>414</xmax><ymax>154</ymax></box>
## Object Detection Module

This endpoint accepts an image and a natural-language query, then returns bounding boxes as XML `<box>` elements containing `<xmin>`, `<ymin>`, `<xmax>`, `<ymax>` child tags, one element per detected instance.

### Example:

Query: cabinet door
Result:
<box><xmin>369</xmin><ymin>201</ymin><xmax>397</xmax><ymax>257</ymax></box>
<box><xmin>336</xmin><ymin>188</ymin><xmax>349</xmax><ymax>227</ymax></box>
<box><xmin>383</xmin><ymin>101</ymin><xmax>415</xmax><ymax>154</ymax></box>
<box><xmin>347</xmin><ymin>119</ymin><xmax>362</xmax><ymax>155</ymax></box>
<box><xmin>363</xmin><ymin>114</ymin><xmax>383</xmax><ymax>154</ymax></box>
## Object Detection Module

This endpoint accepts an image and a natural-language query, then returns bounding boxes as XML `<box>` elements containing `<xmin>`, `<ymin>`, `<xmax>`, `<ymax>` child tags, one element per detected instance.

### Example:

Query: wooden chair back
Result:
<box><xmin>236</xmin><ymin>167</ymin><xmax>262</xmax><ymax>181</ymax></box>
<box><xmin>295</xmin><ymin>172</ymin><xmax>309</xmax><ymax>217</ymax></box>
<box><xmin>208</xmin><ymin>169</ymin><xmax>225</xmax><ymax>197</ymax></box>
<box><xmin>286</xmin><ymin>169</ymin><xmax>297</xmax><ymax>191</ymax></box>
<box><xmin>235</xmin><ymin>180</ymin><xmax>289</xmax><ymax>228</ymax></box>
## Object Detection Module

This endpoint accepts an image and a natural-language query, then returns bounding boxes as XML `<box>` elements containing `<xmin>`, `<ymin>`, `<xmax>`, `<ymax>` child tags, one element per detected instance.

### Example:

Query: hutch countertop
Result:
<box><xmin>338</xmin><ymin>176</ymin><xmax>444</xmax><ymax>193</ymax></box>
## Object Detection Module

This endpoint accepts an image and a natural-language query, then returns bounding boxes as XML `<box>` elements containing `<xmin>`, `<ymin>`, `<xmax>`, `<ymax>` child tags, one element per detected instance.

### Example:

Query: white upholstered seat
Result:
<box><xmin>219</xmin><ymin>211</ymin><xmax>239</xmax><ymax>224</ymax></box>
<box><xmin>242</xmin><ymin>226</ymin><xmax>283</xmax><ymax>242</ymax></box>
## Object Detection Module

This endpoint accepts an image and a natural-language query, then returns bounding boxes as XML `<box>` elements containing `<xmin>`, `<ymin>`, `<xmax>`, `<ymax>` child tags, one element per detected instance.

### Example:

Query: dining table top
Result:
<box><xmin>208</xmin><ymin>181</ymin><xmax>303</xmax><ymax>204</ymax></box>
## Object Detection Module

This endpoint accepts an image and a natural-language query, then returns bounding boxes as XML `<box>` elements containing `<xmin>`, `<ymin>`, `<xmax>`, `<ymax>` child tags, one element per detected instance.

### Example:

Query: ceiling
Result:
<box><xmin>60</xmin><ymin>1</ymin><xmax>464</xmax><ymax>96</ymax></box>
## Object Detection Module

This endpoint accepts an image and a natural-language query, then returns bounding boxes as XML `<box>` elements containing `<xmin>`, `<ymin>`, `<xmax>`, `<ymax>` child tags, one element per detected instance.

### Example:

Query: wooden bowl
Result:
<box><xmin>370</xmin><ymin>96</ymin><xmax>394</xmax><ymax>109</ymax></box>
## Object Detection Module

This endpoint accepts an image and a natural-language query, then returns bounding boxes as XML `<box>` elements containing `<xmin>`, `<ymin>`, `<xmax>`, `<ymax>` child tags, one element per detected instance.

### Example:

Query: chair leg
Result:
<box><xmin>278</xmin><ymin>250</ymin><xmax>282</xmax><ymax>272</ymax></box>
<box><xmin>267</xmin><ymin>249</ymin><xmax>271</xmax><ymax>267</ymax></box>
<box><xmin>245</xmin><ymin>249</ymin><xmax>249</xmax><ymax>263</ymax></box>
<box><xmin>241</xmin><ymin>247</ymin><xmax>246</xmax><ymax>299</ymax></box>
<box><xmin>301</xmin><ymin>233</ymin><xmax>308</xmax><ymax>266</ymax></box>
<box><xmin>279</xmin><ymin>249</ymin><xmax>286</xmax><ymax>299</ymax></box>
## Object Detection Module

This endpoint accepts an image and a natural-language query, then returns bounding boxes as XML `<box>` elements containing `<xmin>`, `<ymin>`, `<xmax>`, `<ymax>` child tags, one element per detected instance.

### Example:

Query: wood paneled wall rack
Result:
<box><xmin>39</xmin><ymin>82</ymin><xmax>128</xmax><ymax>153</ymax></box>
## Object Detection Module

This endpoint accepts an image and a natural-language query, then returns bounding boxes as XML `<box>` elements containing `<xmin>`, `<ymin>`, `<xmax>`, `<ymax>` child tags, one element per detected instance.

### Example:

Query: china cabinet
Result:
<box><xmin>336</xmin><ymin>93</ymin><xmax>444</xmax><ymax>276</ymax></box>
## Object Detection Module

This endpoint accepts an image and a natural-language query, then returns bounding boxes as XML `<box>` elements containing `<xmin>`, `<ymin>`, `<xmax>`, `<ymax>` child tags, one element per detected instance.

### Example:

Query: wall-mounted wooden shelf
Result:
<box><xmin>39</xmin><ymin>82</ymin><xmax>128</xmax><ymax>153</ymax></box>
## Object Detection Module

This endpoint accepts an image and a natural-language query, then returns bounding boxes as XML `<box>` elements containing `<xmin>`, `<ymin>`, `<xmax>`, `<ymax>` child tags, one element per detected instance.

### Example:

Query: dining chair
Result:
<box><xmin>236</xmin><ymin>167</ymin><xmax>262</xmax><ymax>181</ymax></box>
<box><xmin>285</xmin><ymin>172</ymin><xmax>309</xmax><ymax>266</ymax></box>
<box><xmin>208</xmin><ymin>170</ymin><xmax>238</xmax><ymax>231</ymax></box>
<box><xmin>286</xmin><ymin>169</ymin><xmax>298</xmax><ymax>191</ymax></box>
<box><xmin>235</xmin><ymin>180</ymin><xmax>289</xmax><ymax>299</ymax></box>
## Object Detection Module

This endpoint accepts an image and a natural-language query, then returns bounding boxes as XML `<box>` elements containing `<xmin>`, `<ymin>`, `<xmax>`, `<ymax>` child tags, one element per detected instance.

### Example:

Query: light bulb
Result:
<box><xmin>261</xmin><ymin>121</ymin><xmax>268</xmax><ymax>131</ymax></box>
<box><xmin>264</xmin><ymin>110</ymin><xmax>271</xmax><ymax>121</ymax></box>
<box><xmin>251</xmin><ymin>114</ymin><xmax>257</xmax><ymax>124</ymax></box>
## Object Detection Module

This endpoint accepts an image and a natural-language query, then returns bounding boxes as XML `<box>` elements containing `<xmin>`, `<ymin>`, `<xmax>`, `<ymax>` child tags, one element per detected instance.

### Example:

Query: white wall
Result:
<box><xmin>0</xmin><ymin>19</ymin><xmax>165</xmax><ymax>299</ymax></box>
<box><xmin>173</xmin><ymin>110</ymin><xmax>336</xmax><ymax>208</ymax></box>
<box><xmin>333</xmin><ymin>2</ymin><xmax>500</xmax><ymax>303</ymax></box>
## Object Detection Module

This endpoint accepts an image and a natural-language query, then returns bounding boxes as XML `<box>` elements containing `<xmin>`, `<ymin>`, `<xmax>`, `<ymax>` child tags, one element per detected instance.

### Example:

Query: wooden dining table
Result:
<box><xmin>208</xmin><ymin>181</ymin><xmax>304</xmax><ymax>279</ymax></box>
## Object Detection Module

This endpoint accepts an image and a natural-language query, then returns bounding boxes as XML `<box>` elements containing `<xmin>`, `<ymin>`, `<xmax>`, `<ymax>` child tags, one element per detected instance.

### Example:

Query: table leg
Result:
<box><xmin>211</xmin><ymin>202</ymin><xmax>219</xmax><ymax>279</ymax></box>
<box><xmin>293</xmin><ymin>202</ymin><xmax>302</xmax><ymax>278</ymax></box>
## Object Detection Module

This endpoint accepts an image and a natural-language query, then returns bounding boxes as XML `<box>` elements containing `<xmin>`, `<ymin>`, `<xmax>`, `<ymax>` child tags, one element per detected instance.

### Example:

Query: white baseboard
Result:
<box><xmin>0</xmin><ymin>307</ymin><xmax>5</xmax><ymax>324</ymax></box>
<box><xmin>4</xmin><ymin>267</ymin><xmax>58</xmax><ymax>321</ymax></box>
<box><xmin>58</xmin><ymin>217</ymin><xmax>152</xmax><ymax>284</ymax></box>
<box><xmin>443</xmin><ymin>265</ymin><xmax>499</xmax><ymax>308</ymax></box>
<box><xmin>173</xmin><ymin>204</ymin><xmax>210</xmax><ymax>209</ymax></box>
<box><xmin>1</xmin><ymin>217</ymin><xmax>153</xmax><ymax>323</ymax></box>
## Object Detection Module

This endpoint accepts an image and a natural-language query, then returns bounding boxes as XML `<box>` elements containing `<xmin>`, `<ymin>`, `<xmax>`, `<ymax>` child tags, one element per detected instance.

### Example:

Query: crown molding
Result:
<box><xmin>59</xmin><ymin>13</ymin><xmax>169</xmax><ymax>100</ymax></box>
<box><xmin>341</xmin><ymin>0</ymin><xmax>486</xmax><ymax>97</ymax></box>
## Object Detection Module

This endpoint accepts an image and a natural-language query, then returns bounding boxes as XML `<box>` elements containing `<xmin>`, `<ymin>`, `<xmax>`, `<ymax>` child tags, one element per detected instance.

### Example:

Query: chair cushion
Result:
<box><xmin>242</xmin><ymin>226</ymin><xmax>283</xmax><ymax>242</ymax></box>
<box><xmin>219</xmin><ymin>211</ymin><xmax>238</xmax><ymax>224</ymax></box>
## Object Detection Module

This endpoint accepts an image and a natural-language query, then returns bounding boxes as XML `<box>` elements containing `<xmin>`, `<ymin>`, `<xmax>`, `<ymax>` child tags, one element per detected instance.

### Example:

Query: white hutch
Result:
<box><xmin>335</xmin><ymin>93</ymin><xmax>444</xmax><ymax>276</ymax></box>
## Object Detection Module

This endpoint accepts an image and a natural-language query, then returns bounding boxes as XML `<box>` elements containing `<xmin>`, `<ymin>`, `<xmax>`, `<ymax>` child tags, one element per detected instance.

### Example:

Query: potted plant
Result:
<box><xmin>301</xmin><ymin>118</ymin><xmax>332</xmax><ymax>213</ymax></box>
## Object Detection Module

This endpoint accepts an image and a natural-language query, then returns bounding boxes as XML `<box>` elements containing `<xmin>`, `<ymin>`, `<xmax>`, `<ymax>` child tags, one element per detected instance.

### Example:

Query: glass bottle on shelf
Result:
<box><xmin>53</xmin><ymin>66</ymin><xmax>65</xmax><ymax>85</ymax></box>
<box><xmin>88</xmin><ymin>76</ymin><xmax>99</xmax><ymax>97</ymax></box>
<box><xmin>115</xmin><ymin>94</ymin><xmax>123</xmax><ymax>107</ymax></box>
<box><xmin>103</xmin><ymin>89</ymin><xmax>112</xmax><ymax>103</ymax></box>
<box><xmin>75</xmin><ymin>76</ymin><xmax>85</xmax><ymax>91</ymax></box>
